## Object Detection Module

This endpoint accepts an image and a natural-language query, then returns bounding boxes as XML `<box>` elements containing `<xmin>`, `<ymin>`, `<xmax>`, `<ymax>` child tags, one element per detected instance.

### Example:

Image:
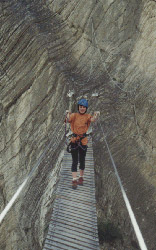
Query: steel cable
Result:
<box><xmin>98</xmin><ymin>120</ymin><xmax>148</xmax><ymax>250</ymax></box>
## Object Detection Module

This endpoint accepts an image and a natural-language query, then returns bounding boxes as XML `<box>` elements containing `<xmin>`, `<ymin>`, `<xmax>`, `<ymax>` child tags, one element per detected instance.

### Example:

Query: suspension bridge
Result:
<box><xmin>42</xmin><ymin>138</ymin><xmax>100</xmax><ymax>250</ymax></box>
<box><xmin>0</xmin><ymin>120</ymin><xmax>148</xmax><ymax>250</ymax></box>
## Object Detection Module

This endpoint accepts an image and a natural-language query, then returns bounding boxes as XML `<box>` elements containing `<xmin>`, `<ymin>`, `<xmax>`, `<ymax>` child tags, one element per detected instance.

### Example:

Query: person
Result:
<box><xmin>65</xmin><ymin>98</ymin><xmax>100</xmax><ymax>189</ymax></box>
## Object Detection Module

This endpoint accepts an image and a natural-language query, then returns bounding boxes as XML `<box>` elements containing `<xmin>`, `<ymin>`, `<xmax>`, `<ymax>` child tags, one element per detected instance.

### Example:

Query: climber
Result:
<box><xmin>65</xmin><ymin>98</ymin><xmax>100</xmax><ymax>189</ymax></box>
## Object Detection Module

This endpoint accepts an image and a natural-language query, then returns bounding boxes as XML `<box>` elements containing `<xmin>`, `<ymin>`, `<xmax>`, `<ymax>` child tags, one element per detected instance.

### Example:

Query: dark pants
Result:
<box><xmin>71</xmin><ymin>143</ymin><xmax>87</xmax><ymax>172</ymax></box>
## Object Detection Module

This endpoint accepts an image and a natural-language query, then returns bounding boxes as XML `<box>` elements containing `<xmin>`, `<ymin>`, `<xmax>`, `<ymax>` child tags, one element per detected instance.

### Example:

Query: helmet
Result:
<box><xmin>77</xmin><ymin>99</ymin><xmax>88</xmax><ymax>108</ymax></box>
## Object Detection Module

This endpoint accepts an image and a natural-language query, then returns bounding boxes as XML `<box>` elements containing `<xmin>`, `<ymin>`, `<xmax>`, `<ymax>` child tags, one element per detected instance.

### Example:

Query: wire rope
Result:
<box><xmin>98</xmin><ymin>120</ymin><xmax>148</xmax><ymax>250</ymax></box>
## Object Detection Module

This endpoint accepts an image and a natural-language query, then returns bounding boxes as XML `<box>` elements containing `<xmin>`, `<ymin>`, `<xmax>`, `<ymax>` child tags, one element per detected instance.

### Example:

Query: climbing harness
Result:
<box><xmin>66</xmin><ymin>133</ymin><xmax>89</xmax><ymax>153</ymax></box>
<box><xmin>65</xmin><ymin>101</ymin><xmax>91</xmax><ymax>153</ymax></box>
<box><xmin>64</xmin><ymin>114</ymin><xmax>92</xmax><ymax>153</ymax></box>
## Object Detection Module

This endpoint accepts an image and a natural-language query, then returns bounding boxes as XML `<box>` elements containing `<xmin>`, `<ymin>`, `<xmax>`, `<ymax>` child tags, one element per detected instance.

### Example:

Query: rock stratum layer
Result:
<box><xmin>0</xmin><ymin>0</ymin><xmax>156</xmax><ymax>249</ymax></box>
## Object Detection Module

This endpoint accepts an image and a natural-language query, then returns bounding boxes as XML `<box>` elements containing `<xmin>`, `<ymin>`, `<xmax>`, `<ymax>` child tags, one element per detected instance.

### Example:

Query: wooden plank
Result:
<box><xmin>53</xmin><ymin>198</ymin><xmax>97</xmax><ymax>212</ymax></box>
<box><xmin>49</xmin><ymin>220</ymin><xmax>98</xmax><ymax>236</ymax></box>
<box><xmin>55</xmin><ymin>193</ymin><xmax>96</xmax><ymax>204</ymax></box>
<box><xmin>46</xmin><ymin>231</ymin><xmax>99</xmax><ymax>249</ymax></box>
<box><xmin>51</xmin><ymin>211</ymin><xmax>97</xmax><ymax>227</ymax></box>
<box><xmin>58</xmin><ymin>182</ymin><xmax>96</xmax><ymax>191</ymax></box>
<box><xmin>51</xmin><ymin>210</ymin><xmax>97</xmax><ymax>225</ymax></box>
<box><xmin>55</xmin><ymin>193</ymin><xmax>96</xmax><ymax>205</ymax></box>
<box><xmin>52</xmin><ymin>204</ymin><xmax>96</xmax><ymax>219</ymax></box>
<box><xmin>48</xmin><ymin>226</ymin><xmax>98</xmax><ymax>243</ymax></box>
<box><xmin>46</xmin><ymin>233</ymin><xmax>98</xmax><ymax>250</ymax></box>
<box><xmin>48</xmin><ymin>226</ymin><xmax>99</xmax><ymax>245</ymax></box>
<box><xmin>57</xmin><ymin>183</ymin><xmax>96</xmax><ymax>192</ymax></box>
<box><xmin>56</xmin><ymin>189</ymin><xmax>96</xmax><ymax>198</ymax></box>
<box><xmin>53</xmin><ymin>204</ymin><xmax>96</xmax><ymax>216</ymax></box>
<box><xmin>56</xmin><ymin>187</ymin><xmax>96</xmax><ymax>197</ymax></box>
<box><xmin>44</xmin><ymin>241</ymin><xmax>79</xmax><ymax>250</ymax></box>
<box><xmin>50</xmin><ymin>217</ymin><xmax>98</xmax><ymax>233</ymax></box>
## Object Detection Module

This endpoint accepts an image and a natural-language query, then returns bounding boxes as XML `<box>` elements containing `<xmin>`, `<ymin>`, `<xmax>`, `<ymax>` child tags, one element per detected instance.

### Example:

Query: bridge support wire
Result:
<box><xmin>99</xmin><ymin>121</ymin><xmax>148</xmax><ymax>250</ymax></box>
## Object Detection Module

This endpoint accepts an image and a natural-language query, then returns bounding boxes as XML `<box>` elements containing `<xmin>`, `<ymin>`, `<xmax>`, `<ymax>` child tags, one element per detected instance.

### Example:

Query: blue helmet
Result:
<box><xmin>78</xmin><ymin>99</ymin><xmax>88</xmax><ymax>108</ymax></box>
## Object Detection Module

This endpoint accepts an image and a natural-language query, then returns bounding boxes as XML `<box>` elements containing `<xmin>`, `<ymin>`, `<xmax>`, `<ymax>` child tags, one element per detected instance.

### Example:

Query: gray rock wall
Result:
<box><xmin>0</xmin><ymin>0</ymin><xmax>156</xmax><ymax>249</ymax></box>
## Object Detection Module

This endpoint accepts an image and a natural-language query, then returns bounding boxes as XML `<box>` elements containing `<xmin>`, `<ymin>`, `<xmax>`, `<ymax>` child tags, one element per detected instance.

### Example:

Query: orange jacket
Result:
<box><xmin>68</xmin><ymin>113</ymin><xmax>92</xmax><ymax>145</ymax></box>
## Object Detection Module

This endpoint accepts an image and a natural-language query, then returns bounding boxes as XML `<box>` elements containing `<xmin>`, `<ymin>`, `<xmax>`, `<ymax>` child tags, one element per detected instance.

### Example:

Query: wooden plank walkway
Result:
<box><xmin>43</xmin><ymin>139</ymin><xmax>100</xmax><ymax>250</ymax></box>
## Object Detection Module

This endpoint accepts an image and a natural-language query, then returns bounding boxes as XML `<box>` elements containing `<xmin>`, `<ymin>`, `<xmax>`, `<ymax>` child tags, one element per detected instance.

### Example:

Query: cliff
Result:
<box><xmin>0</xmin><ymin>0</ymin><xmax>156</xmax><ymax>249</ymax></box>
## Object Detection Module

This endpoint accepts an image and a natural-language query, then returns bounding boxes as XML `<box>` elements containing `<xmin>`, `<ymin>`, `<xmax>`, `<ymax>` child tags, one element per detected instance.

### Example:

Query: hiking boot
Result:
<box><xmin>72</xmin><ymin>180</ymin><xmax>78</xmax><ymax>189</ymax></box>
<box><xmin>78</xmin><ymin>177</ymin><xmax>84</xmax><ymax>185</ymax></box>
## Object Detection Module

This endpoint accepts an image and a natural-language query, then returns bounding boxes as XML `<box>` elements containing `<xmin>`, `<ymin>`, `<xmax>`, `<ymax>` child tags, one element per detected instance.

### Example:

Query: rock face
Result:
<box><xmin>0</xmin><ymin>0</ymin><xmax>156</xmax><ymax>249</ymax></box>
